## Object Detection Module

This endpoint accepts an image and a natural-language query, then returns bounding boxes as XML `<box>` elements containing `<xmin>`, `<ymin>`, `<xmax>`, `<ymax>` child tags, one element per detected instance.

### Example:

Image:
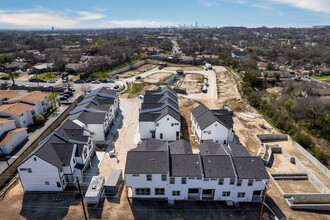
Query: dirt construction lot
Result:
<box><xmin>180</xmin><ymin>73</ymin><xmax>204</xmax><ymax>93</ymax></box>
<box><xmin>141</xmin><ymin>72</ymin><xmax>173</xmax><ymax>84</ymax></box>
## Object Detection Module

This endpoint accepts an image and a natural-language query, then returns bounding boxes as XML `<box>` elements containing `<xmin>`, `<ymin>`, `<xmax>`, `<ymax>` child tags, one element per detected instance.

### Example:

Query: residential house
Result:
<box><xmin>139</xmin><ymin>86</ymin><xmax>181</xmax><ymax>141</ymax></box>
<box><xmin>18</xmin><ymin>119</ymin><xmax>95</xmax><ymax>192</ymax></box>
<box><xmin>3</xmin><ymin>61</ymin><xmax>28</xmax><ymax>72</ymax></box>
<box><xmin>191</xmin><ymin>104</ymin><xmax>234</xmax><ymax>145</ymax></box>
<box><xmin>125</xmin><ymin>139</ymin><xmax>269</xmax><ymax>202</ymax></box>
<box><xmin>196</xmin><ymin>54</ymin><xmax>219</xmax><ymax>63</ymax></box>
<box><xmin>6</xmin><ymin>91</ymin><xmax>50</xmax><ymax>115</ymax></box>
<box><xmin>143</xmin><ymin>47</ymin><xmax>162</xmax><ymax>55</ymax></box>
<box><xmin>32</xmin><ymin>63</ymin><xmax>54</xmax><ymax>74</ymax></box>
<box><xmin>231</xmin><ymin>51</ymin><xmax>248</xmax><ymax>60</ymax></box>
<box><xmin>0</xmin><ymin>118</ymin><xmax>27</xmax><ymax>154</ymax></box>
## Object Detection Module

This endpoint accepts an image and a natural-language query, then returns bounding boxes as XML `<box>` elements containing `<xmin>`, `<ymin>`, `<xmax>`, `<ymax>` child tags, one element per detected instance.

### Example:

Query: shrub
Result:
<box><xmin>34</xmin><ymin>114</ymin><xmax>45</xmax><ymax>125</ymax></box>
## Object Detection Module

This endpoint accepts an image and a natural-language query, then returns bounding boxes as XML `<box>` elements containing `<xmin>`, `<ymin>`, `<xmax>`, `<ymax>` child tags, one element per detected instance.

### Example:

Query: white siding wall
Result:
<box><xmin>18</xmin><ymin>156</ymin><xmax>65</xmax><ymax>191</ymax></box>
<box><xmin>202</xmin><ymin>122</ymin><xmax>230</xmax><ymax>145</ymax></box>
<box><xmin>0</xmin><ymin>129</ymin><xmax>27</xmax><ymax>154</ymax></box>
<box><xmin>126</xmin><ymin>174</ymin><xmax>268</xmax><ymax>202</ymax></box>
<box><xmin>139</xmin><ymin>121</ymin><xmax>156</xmax><ymax>139</ymax></box>
<box><xmin>155</xmin><ymin>115</ymin><xmax>180</xmax><ymax>141</ymax></box>
<box><xmin>0</xmin><ymin>120</ymin><xmax>16</xmax><ymax>135</ymax></box>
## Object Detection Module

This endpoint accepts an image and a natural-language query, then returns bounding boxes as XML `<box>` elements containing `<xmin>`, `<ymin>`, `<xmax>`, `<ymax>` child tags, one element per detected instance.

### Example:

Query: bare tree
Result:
<box><xmin>80</xmin><ymin>84</ymin><xmax>91</xmax><ymax>95</ymax></box>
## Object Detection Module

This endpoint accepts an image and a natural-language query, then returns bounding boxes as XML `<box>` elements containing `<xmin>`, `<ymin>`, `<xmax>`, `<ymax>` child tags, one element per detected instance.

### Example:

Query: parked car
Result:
<box><xmin>135</xmin><ymin>76</ymin><xmax>141</xmax><ymax>80</ymax></box>
<box><xmin>0</xmin><ymin>76</ymin><xmax>9</xmax><ymax>80</ymax></box>
<box><xmin>85</xmin><ymin>79</ymin><xmax>92</xmax><ymax>83</ymax></box>
<box><xmin>108</xmin><ymin>80</ymin><xmax>115</xmax><ymax>83</ymax></box>
<box><xmin>92</xmin><ymin>80</ymin><xmax>101</xmax><ymax>84</ymax></box>
<box><xmin>40</xmin><ymin>79</ymin><xmax>47</xmax><ymax>83</ymax></box>
<box><xmin>74</xmin><ymin>79</ymin><xmax>84</xmax><ymax>84</ymax></box>
<box><xmin>69</xmin><ymin>87</ymin><xmax>75</xmax><ymax>92</ymax></box>
<box><xmin>29</xmin><ymin>78</ymin><xmax>38</xmax><ymax>82</ymax></box>
<box><xmin>59</xmin><ymin>96</ymin><xmax>68</xmax><ymax>101</ymax></box>
<box><xmin>48</xmin><ymin>80</ymin><xmax>56</xmax><ymax>83</ymax></box>
<box><xmin>101</xmin><ymin>79</ymin><xmax>108</xmax><ymax>83</ymax></box>
<box><xmin>114</xmin><ymin>85</ymin><xmax>119</xmax><ymax>89</ymax></box>
<box><xmin>115</xmin><ymin>75</ymin><xmax>119</xmax><ymax>79</ymax></box>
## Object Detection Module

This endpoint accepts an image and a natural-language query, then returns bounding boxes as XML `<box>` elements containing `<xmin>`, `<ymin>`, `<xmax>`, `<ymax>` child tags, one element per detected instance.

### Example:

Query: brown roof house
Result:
<box><xmin>0</xmin><ymin>103</ymin><xmax>35</xmax><ymax>128</ymax></box>
<box><xmin>6</xmin><ymin>91</ymin><xmax>50</xmax><ymax>115</ymax></box>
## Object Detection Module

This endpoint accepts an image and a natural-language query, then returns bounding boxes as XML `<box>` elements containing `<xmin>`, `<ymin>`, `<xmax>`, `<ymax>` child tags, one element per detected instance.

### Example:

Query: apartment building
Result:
<box><xmin>125</xmin><ymin>140</ymin><xmax>269</xmax><ymax>202</ymax></box>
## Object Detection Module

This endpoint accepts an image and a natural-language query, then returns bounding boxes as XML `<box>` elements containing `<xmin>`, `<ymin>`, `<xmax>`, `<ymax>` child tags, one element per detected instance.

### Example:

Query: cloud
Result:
<box><xmin>267</xmin><ymin>0</ymin><xmax>330</xmax><ymax>14</ymax></box>
<box><xmin>198</xmin><ymin>0</ymin><xmax>219</xmax><ymax>7</ymax></box>
<box><xmin>0</xmin><ymin>13</ymin><xmax>78</xmax><ymax>27</ymax></box>
<box><xmin>250</xmin><ymin>3</ymin><xmax>270</xmax><ymax>9</ymax></box>
<box><xmin>98</xmin><ymin>19</ymin><xmax>175</xmax><ymax>28</ymax></box>
<box><xmin>74</xmin><ymin>11</ymin><xmax>106</xmax><ymax>20</ymax></box>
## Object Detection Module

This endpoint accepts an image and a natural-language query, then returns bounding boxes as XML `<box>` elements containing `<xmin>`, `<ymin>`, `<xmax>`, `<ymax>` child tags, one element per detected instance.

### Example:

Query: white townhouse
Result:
<box><xmin>18</xmin><ymin>119</ymin><xmax>95</xmax><ymax>192</ymax></box>
<box><xmin>125</xmin><ymin>139</ymin><xmax>269</xmax><ymax>203</ymax></box>
<box><xmin>0</xmin><ymin>118</ymin><xmax>27</xmax><ymax>154</ymax></box>
<box><xmin>139</xmin><ymin>86</ymin><xmax>181</xmax><ymax>141</ymax></box>
<box><xmin>69</xmin><ymin>87</ymin><xmax>119</xmax><ymax>145</ymax></box>
<box><xmin>231</xmin><ymin>51</ymin><xmax>249</xmax><ymax>60</ymax></box>
<box><xmin>0</xmin><ymin>103</ymin><xmax>34</xmax><ymax>128</ymax></box>
<box><xmin>191</xmin><ymin>104</ymin><xmax>234</xmax><ymax>145</ymax></box>
<box><xmin>6</xmin><ymin>91</ymin><xmax>50</xmax><ymax>116</ymax></box>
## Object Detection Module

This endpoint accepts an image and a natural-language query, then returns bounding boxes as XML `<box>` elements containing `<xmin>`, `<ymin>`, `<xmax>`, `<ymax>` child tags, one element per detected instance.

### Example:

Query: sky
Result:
<box><xmin>0</xmin><ymin>0</ymin><xmax>329</xmax><ymax>29</ymax></box>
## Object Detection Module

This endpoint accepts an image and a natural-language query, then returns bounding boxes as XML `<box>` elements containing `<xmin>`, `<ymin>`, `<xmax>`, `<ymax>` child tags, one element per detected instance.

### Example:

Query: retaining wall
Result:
<box><xmin>108</xmin><ymin>59</ymin><xmax>160</xmax><ymax>76</ymax></box>
<box><xmin>256</xmin><ymin>134</ymin><xmax>288</xmax><ymax>143</ymax></box>
<box><xmin>281</xmin><ymin>148</ymin><xmax>329</xmax><ymax>193</ymax></box>
<box><xmin>0</xmin><ymin>95</ymin><xmax>83</xmax><ymax>189</ymax></box>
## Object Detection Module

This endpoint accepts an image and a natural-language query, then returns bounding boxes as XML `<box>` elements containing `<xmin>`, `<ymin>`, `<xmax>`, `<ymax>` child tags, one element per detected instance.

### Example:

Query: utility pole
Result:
<box><xmin>76</xmin><ymin>177</ymin><xmax>88</xmax><ymax>220</ymax></box>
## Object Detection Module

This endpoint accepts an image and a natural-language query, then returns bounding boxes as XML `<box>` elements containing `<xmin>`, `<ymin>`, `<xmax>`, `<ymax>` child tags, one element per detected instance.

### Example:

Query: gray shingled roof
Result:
<box><xmin>233</xmin><ymin>157</ymin><xmax>269</xmax><ymax>179</ymax></box>
<box><xmin>169</xmin><ymin>139</ymin><xmax>192</xmax><ymax>154</ymax></box>
<box><xmin>192</xmin><ymin>104</ymin><xmax>233</xmax><ymax>130</ymax></box>
<box><xmin>133</xmin><ymin>139</ymin><xmax>167</xmax><ymax>151</ymax></box>
<box><xmin>199</xmin><ymin>141</ymin><xmax>229</xmax><ymax>156</ymax></box>
<box><xmin>89</xmin><ymin>87</ymin><xmax>117</xmax><ymax>97</ymax></box>
<box><xmin>139</xmin><ymin>106</ymin><xmax>180</xmax><ymax>122</ymax></box>
<box><xmin>69</xmin><ymin>111</ymin><xmax>106</xmax><ymax>124</ymax></box>
<box><xmin>228</xmin><ymin>143</ymin><xmax>250</xmax><ymax>157</ymax></box>
<box><xmin>171</xmin><ymin>154</ymin><xmax>202</xmax><ymax>177</ymax></box>
<box><xmin>201</xmin><ymin>155</ymin><xmax>236</xmax><ymax>178</ymax></box>
<box><xmin>34</xmin><ymin>134</ymin><xmax>75</xmax><ymax>168</ymax></box>
<box><xmin>125</xmin><ymin>151</ymin><xmax>169</xmax><ymax>174</ymax></box>
<box><xmin>55</xmin><ymin>119</ymin><xmax>89</xmax><ymax>143</ymax></box>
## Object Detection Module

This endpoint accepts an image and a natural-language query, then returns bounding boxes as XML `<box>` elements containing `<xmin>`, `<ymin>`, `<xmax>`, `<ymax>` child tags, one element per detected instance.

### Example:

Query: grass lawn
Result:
<box><xmin>125</xmin><ymin>82</ymin><xmax>148</xmax><ymax>96</ymax></box>
<box><xmin>1</xmin><ymin>72</ymin><xmax>26</xmax><ymax>79</ymax></box>
<box><xmin>311</xmin><ymin>75</ymin><xmax>330</xmax><ymax>82</ymax></box>
<box><xmin>36</xmin><ymin>72</ymin><xmax>59</xmax><ymax>80</ymax></box>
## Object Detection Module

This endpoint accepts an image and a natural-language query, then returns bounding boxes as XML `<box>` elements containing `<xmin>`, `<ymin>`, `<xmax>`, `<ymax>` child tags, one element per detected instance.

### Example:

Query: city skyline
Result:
<box><xmin>0</xmin><ymin>0</ymin><xmax>329</xmax><ymax>29</ymax></box>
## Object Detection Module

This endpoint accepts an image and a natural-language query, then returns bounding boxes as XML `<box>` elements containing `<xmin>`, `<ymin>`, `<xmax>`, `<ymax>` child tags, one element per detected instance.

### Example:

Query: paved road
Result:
<box><xmin>172</xmin><ymin>39</ymin><xmax>182</xmax><ymax>57</ymax></box>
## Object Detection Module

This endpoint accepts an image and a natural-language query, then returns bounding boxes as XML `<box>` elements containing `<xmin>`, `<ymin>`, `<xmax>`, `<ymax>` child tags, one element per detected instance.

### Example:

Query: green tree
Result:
<box><xmin>34</xmin><ymin>114</ymin><xmax>45</xmax><ymax>125</ymax></box>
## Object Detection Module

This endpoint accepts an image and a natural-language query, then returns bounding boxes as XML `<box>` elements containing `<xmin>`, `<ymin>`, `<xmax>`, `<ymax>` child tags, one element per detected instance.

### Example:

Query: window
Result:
<box><xmin>161</xmin><ymin>175</ymin><xmax>167</xmax><ymax>181</ymax></box>
<box><xmin>45</xmin><ymin>181</ymin><xmax>49</xmax><ymax>185</ymax></box>
<box><xmin>160</xmin><ymin>133</ymin><xmax>163</xmax><ymax>139</ymax></box>
<box><xmin>172</xmin><ymin>191</ymin><xmax>180</xmax><ymax>196</ymax></box>
<box><xmin>237</xmin><ymin>192</ymin><xmax>245</xmax><ymax>198</ymax></box>
<box><xmin>210</xmin><ymin>178</ymin><xmax>217</xmax><ymax>181</ymax></box>
<box><xmin>34</xmin><ymin>157</ymin><xmax>37</xmax><ymax>161</ymax></box>
<box><xmin>156</xmin><ymin>123</ymin><xmax>159</xmax><ymax>127</ymax></box>
<box><xmin>188</xmin><ymin>188</ymin><xmax>199</xmax><ymax>194</ymax></box>
<box><xmin>146</xmin><ymin>174</ymin><xmax>152</xmax><ymax>181</ymax></box>
<box><xmin>215</xmin><ymin>123</ymin><xmax>217</xmax><ymax>127</ymax></box>
<box><xmin>237</xmin><ymin>179</ymin><xmax>242</xmax><ymax>186</ymax></box>
<box><xmin>224</xmin><ymin>140</ymin><xmax>227</xmax><ymax>145</ymax></box>
<box><xmin>73</xmin><ymin>158</ymin><xmax>75</xmax><ymax>163</ymax></box>
<box><xmin>230</xmin><ymin>178</ymin><xmax>235</xmax><ymax>185</ymax></box>
<box><xmin>136</xmin><ymin>188</ymin><xmax>151</xmax><ymax>195</ymax></box>
<box><xmin>222</xmin><ymin>191</ymin><xmax>231</xmax><ymax>197</ymax></box>
<box><xmin>132</xmin><ymin>174</ymin><xmax>140</xmax><ymax>177</ymax></box>
<box><xmin>196</xmin><ymin>177</ymin><xmax>202</xmax><ymax>180</ymax></box>
<box><xmin>218</xmin><ymin>178</ymin><xmax>224</xmax><ymax>185</ymax></box>
<box><xmin>181</xmin><ymin>177</ymin><xmax>187</xmax><ymax>184</ymax></box>
<box><xmin>19</xmin><ymin>168</ymin><xmax>27</xmax><ymax>171</ymax></box>
<box><xmin>27</xmin><ymin>168</ymin><xmax>32</xmax><ymax>173</ymax></box>
<box><xmin>204</xmin><ymin>178</ymin><xmax>209</xmax><ymax>181</ymax></box>
<box><xmin>188</xmin><ymin>177</ymin><xmax>195</xmax><ymax>180</ymax></box>
<box><xmin>56</xmin><ymin>182</ymin><xmax>61</xmax><ymax>188</ymax></box>
<box><xmin>248</xmin><ymin>179</ymin><xmax>254</xmax><ymax>186</ymax></box>
<box><xmin>167</xmin><ymin>118</ymin><xmax>169</xmax><ymax>121</ymax></box>
<box><xmin>170</xmin><ymin>177</ymin><xmax>175</xmax><ymax>184</ymax></box>
<box><xmin>171</xmin><ymin>123</ymin><xmax>174</xmax><ymax>127</ymax></box>
<box><xmin>155</xmin><ymin>188</ymin><xmax>165</xmax><ymax>195</ymax></box>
